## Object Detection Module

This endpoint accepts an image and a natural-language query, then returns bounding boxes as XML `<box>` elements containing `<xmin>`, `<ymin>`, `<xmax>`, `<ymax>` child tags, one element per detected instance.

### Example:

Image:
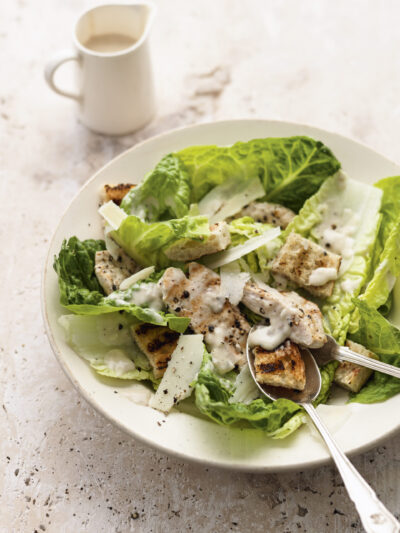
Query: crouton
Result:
<box><xmin>334</xmin><ymin>340</ymin><xmax>378</xmax><ymax>393</ymax></box>
<box><xmin>164</xmin><ymin>222</ymin><xmax>231</xmax><ymax>262</ymax></box>
<box><xmin>103</xmin><ymin>183</ymin><xmax>135</xmax><ymax>205</ymax></box>
<box><xmin>271</xmin><ymin>232</ymin><xmax>341</xmax><ymax>298</ymax></box>
<box><xmin>253</xmin><ymin>340</ymin><xmax>306</xmax><ymax>390</ymax></box>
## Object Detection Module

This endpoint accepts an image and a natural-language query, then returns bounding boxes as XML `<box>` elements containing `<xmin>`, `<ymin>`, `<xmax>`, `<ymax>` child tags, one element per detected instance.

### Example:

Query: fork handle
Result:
<box><xmin>337</xmin><ymin>347</ymin><xmax>400</xmax><ymax>379</ymax></box>
<box><xmin>303</xmin><ymin>403</ymin><xmax>400</xmax><ymax>533</ymax></box>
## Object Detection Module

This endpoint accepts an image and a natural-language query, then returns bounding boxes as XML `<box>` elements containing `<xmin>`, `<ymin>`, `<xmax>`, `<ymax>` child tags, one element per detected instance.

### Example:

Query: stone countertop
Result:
<box><xmin>1</xmin><ymin>0</ymin><xmax>400</xmax><ymax>531</ymax></box>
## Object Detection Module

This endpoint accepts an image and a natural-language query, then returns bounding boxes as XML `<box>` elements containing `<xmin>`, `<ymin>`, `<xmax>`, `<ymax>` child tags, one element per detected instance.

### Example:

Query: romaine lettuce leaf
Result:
<box><xmin>349</xmin><ymin>300</ymin><xmax>400</xmax><ymax>403</ymax></box>
<box><xmin>358</xmin><ymin>176</ymin><xmax>400</xmax><ymax>312</ymax></box>
<box><xmin>314</xmin><ymin>361</ymin><xmax>338</xmax><ymax>405</ymax></box>
<box><xmin>59</xmin><ymin>313</ymin><xmax>158</xmax><ymax>383</ymax></box>
<box><xmin>54</xmin><ymin>237</ymin><xmax>190</xmax><ymax>333</ymax></box>
<box><xmin>194</xmin><ymin>351</ymin><xmax>302</xmax><ymax>435</ymax></box>
<box><xmin>120</xmin><ymin>154</ymin><xmax>191</xmax><ymax>221</ymax></box>
<box><xmin>283</xmin><ymin>172</ymin><xmax>382</xmax><ymax>344</ymax></box>
<box><xmin>111</xmin><ymin>214</ymin><xmax>210</xmax><ymax>269</ymax></box>
<box><xmin>53</xmin><ymin>237</ymin><xmax>106</xmax><ymax>306</ymax></box>
<box><xmin>176</xmin><ymin>136</ymin><xmax>341</xmax><ymax>211</ymax></box>
<box><xmin>227</xmin><ymin>216</ymin><xmax>280</xmax><ymax>273</ymax></box>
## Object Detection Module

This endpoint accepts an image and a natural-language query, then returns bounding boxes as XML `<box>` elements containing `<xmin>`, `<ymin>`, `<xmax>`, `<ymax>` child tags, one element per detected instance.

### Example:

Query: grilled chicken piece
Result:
<box><xmin>94</xmin><ymin>250</ymin><xmax>139</xmax><ymax>295</ymax></box>
<box><xmin>164</xmin><ymin>222</ymin><xmax>231</xmax><ymax>262</ymax></box>
<box><xmin>253</xmin><ymin>340</ymin><xmax>306</xmax><ymax>390</ymax></box>
<box><xmin>242</xmin><ymin>282</ymin><xmax>326</xmax><ymax>349</ymax></box>
<box><xmin>334</xmin><ymin>340</ymin><xmax>378</xmax><ymax>393</ymax></box>
<box><xmin>271</xmin><ymin>232</ymin><xmax>341</xmax><ymax>298</ymax></box>
<box><xmin>160</xmin><ymin>262</ymin><xmax>250</xmax><ymax>373</ymax></box>
<box><xmin>103</xmin><ymin>183</ymin><xmax>135</xmax><ymax>205</ymax></box>
<box><xmin>234</xmin><ymin>202</ymin><xmax>295</xmax><ymax>229</ymax></box>
<box><xmin>131</xmin><ymin>323</ymin><xmax>179</xmax><ymax>378</ymax></box>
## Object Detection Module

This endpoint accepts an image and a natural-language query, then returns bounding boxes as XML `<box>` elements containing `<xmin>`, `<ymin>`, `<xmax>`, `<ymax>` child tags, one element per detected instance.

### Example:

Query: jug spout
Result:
<box><xmin>125</xmin><ymin>1</ymin><xmax>156</xmax><ymax>47</ymax></box>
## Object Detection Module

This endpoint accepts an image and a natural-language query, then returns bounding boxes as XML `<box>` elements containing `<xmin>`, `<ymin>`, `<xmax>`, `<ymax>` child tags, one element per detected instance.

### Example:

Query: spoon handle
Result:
<box><xmin>302</xmin><ymin>403</ymin><xmax>400</xmax><ymax>533</ymax></box>
<box><xmin>336</xmin><ymin>347</ymin><xmax>400</xmax><ymax>379</ymax></box>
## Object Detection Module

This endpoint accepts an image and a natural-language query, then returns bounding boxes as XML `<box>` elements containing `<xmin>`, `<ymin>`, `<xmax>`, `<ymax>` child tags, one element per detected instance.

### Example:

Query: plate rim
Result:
<box><xmin>41</xmin><ymin>118</ymin><xmax>400</xmax><ymax>472</ymax></box>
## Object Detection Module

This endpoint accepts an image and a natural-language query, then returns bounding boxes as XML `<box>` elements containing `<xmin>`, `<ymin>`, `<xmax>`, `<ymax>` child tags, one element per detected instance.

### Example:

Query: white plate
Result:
<box><xmin>42</xmin><ymin>119</ymin><xmax>400</xmax><ymax>472</ymax></box>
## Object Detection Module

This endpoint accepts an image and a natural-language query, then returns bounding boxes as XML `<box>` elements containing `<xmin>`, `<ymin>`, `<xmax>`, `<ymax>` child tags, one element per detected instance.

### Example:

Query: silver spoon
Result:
<box><xmin>312</xmin><ymin>335</ymin><xmax>400</xmax><ymax>379</ymax></box>
<box><xmin>246</xmin><ymin>334</ymin><xmax>400</xmax><ymax>533</ymax></box>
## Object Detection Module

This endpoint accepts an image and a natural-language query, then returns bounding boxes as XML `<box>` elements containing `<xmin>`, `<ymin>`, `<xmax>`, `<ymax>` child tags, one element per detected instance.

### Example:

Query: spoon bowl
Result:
<box><xmin>246</xmin><ymin>338</ymin><xmax>322</xmax><ymax>404</ymax></box>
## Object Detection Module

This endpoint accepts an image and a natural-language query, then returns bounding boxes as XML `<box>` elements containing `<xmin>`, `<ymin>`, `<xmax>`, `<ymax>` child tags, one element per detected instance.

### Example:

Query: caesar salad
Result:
<box><xmin>53</xmin><ymin>136</ymin><xmax>400</xmax><ymax>439</ymax></box>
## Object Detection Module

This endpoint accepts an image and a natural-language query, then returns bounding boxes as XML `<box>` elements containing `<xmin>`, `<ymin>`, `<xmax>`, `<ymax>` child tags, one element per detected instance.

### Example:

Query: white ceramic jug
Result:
<box><xmin>44</xmin><ymin>2</ymin><xmax>156</xmax><ymax>135</ymax></box>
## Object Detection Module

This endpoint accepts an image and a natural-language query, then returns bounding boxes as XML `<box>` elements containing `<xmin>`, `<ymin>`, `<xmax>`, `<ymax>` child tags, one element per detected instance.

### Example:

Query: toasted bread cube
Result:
<box><xmin>102</xmin><ymin>183</ymin><xmax>135</xmax><ymax>205</ymax></box>
<box><xmin>334</xmin><ymin>340</ymin><xmax>378</xmax><ymax>393</ymax></box>
<box><xmin>271</xmin><ymin>232</ymin><xmax>341</xmax><ymax>298</ymax></box>
<box><xmin>131</xmin><ymin>324</ymin><xmax>179</xmax><ymax>378</ymax></box>
<box><xmin>164</xmin><ymin>222</ymin><xmax>231</xmax><ymax>262</ymax></box>
<box><xmin>253</xmin><ymin>340</ymin><xmax>306</xmax><ymax>391</ymax></box>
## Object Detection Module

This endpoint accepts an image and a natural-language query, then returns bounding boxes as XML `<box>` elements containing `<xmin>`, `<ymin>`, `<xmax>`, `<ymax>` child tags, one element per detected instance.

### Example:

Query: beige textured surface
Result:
<box><xmin>1</xmin><ymin>1</ymin><xmax>400</xmax><ymax>531</ymax></box>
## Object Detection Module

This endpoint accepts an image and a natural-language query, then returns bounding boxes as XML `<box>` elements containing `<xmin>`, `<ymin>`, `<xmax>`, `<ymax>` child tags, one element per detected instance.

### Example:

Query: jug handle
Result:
<box><xmin>44</xmin><ymin>49</ymin><xmax>81</xmax><ymax>100</ymax></box>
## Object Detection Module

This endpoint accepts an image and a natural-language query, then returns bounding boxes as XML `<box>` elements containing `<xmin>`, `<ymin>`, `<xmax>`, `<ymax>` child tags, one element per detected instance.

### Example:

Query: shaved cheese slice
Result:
<box><xmin>198</xmin><ymin>176</ymin><xmax>265</xmax><ymax>224</ymax></box>
<box><xmin>104</xmin><ymin>223</ymin><xmax>122</xmax><ymax>261</ymax></box>
<box><xmin>99</xmin><ymin>200</ymin><xmax>127</xmax><ymax>230</ymax></box>
<box><xmin>203</xmin><ymin>227</ymin><xmax>281</xmax><ymax>270</ymax></box>
<box><xmin>210</xmin><ymin>179</ymin><xmax>265</xmax><ymax>224</ymax></box>
<box><xmin>229</xmin><ymin>364</ymin><xmax>260</xmax><ymax>405</ymax></box>
<box><xmin>149</xmin><ymin>334</ymin><xmax>204</xmax><ymax>413</ymax></box>
<box><xmin>220</xmin><ymin>263</ymin><xmax>250</xmax><ymax>305</ymax></box>
<box><xmin>119</xmin><ymin>266</ymin><xmax>155</xmax><ymax>291</ymax></box>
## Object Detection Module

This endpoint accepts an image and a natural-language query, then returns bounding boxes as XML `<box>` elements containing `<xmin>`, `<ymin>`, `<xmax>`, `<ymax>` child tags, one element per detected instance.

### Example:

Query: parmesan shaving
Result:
<box><xmin>149</xmin><ymin>335</ymin><xmax>204</xmax><ymax>413</ymax></box>
<box><xmin>229</xmin><ymin>364</ymin><xmax>260</xmax><ymax>404</ymax></box>
<box><xmin>203</xmin><ymin>227</ymin><xmax>280</xmax><ymax>270</ymax></box>
<box><xmin>119</xmin><ymin>266</ymin><xmax>155</xmax><ymax>291</ymax></box>
<box><xmin>99</xmin><ymin>200</ymin><xmax>127</xmax><ymax>230</ymax></box>
<box><xmin>220</xmin><ymin>263</ymin><xmax>250</xmax><ymax>305</ymax></box>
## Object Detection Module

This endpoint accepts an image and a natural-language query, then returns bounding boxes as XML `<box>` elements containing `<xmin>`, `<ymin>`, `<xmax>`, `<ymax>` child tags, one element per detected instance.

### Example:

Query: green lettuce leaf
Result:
<box><xmin>283</xmin><ymin>172</ymin><xmax>382</xmax><ymax>344</ymax></box>
<box><xmin>314</xmin><ymin>361</ymin><xmax>339</xmax><ymax>405</ymax></box>
<box><xmin>349</xmin><ymin>300</ymin><xmax>400</xmax><ymax>403</ymax></box>
<box><xmin>111</xmin><ymin>214</ymin><xmax>210</xmax><ymax>269</ymax></box>
<box><xmin>53</xmin><ymin>237</ymin><xmax>106</xmax><ymax>306</ymax></box>
<box><xmin>194</xmin><ymin>352</ymin><xmax>302</xmax><ymax>436</ymax></box>
<box><xmin>176</xmin><ymin>136</ymin><xmax>341</xmax><ymax>211</ymax></box>
<box><xmin>120</xmin><ymin>154</ymin><xmax>191</xmax><ymax>221</ymax></box>
<box><xmin>54</xmin><ymin>237</ymin><xmax>189</xmax><ymax>333</ymax></box>
<box><xmin>59</xmin><ymin>313</ymin><xmax>158</xmax><ymax>383</ymax></box>
<box><xmin>227</xmin><ymin>216</ymin><xmax>278</xmax><ymax>273</ymax></box>
<box><xmin>358</xmin><ymin>176</ymin><xmax>400</xmax><ymax>311</ymax></box>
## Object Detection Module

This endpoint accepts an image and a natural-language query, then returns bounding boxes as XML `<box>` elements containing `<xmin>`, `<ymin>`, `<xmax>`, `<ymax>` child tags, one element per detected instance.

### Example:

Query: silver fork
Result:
<box><xmin>312</xmin><ymin>335</ymin><xmax>400</xmax><ymax>379</ymax></box>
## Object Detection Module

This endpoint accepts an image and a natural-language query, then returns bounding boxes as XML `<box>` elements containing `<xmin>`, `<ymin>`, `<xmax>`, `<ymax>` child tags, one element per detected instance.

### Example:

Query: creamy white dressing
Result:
<box><xmin>103</xmin><ymin>349</ymin><xmax>136</xmax><ymax>377</ymax></box>
<box><xmin>107</xmin><ymin>282</ymin><xmax>164</xmax><ymax>311</ymax></box>
<box><xmin>202</xmin><ymin>290</ymin><xmax>226</xmax><ymax>313</ymax></box>
<box><xmin>248</xmin><ymin>309</ymin><xmax>292</xmax><ymax>351</ymax></box>
<box><xmin>207</xmin><ymin>325</ymin><xmax>236</xmax><ymax>373</ymax></box>
<box><xmin>308</xmin><ymin>267</ymin><xmax>338</xmax><ymax>286</ymax></box>
<box><xmin>341</xmin><ymin>278</ymin><xmax>361</xmax><ymax>293</ymax></box>
<box><xmin>321</xmin><ymin>227</ymin><xmax>354</xmax><ymax>259</ymax></box>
